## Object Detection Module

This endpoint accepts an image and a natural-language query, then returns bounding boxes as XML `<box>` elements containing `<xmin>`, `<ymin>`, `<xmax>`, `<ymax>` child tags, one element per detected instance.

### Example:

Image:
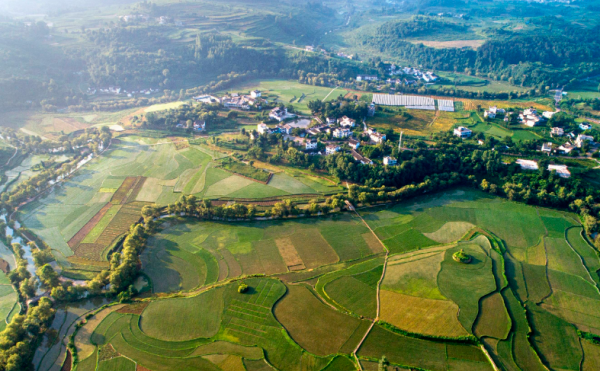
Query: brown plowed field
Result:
<box><xmin>68</xmin><ymin>203</ymin><xmax>112</xmax><ymax>248</ymax></box>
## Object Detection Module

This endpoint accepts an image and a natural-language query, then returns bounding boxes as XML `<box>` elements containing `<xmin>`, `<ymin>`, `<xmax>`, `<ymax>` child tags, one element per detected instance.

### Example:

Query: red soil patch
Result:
<box><xmin>0</xmin><ymin>259</ymin><xmax>9</xmax><ymax>274</ymax></box>
<box><xmin>125</xmin><ymin>177</ymin><xmax>147</xmax><ymax>203</ymax></box>
<box><xmin>136</xmin><ymin>365</ymin><xmax>152</xmax><ymax>371</ymax></box>
<box><xmin>111</xmin><ymin>177</ymin><xmax>138</xmax><ymax>204</ymax></box>
<box><xmin>67</xmin><ymin>203</ymin><xmax>112</xmax><ymax>248</ymax></box>
<box><xmin>61</xmin><ymin>350</ymin><xmax>72</xmax><ymax>371</ymax></box>
<box><xmin>117</xmin><ymin>302</ymin><xmax>149</xmax><ymax>315</ymax></box>
<box><xmin>73</xmin><ymin>243</ymin><xmax>106</xmax><ymax>261</ymax></box>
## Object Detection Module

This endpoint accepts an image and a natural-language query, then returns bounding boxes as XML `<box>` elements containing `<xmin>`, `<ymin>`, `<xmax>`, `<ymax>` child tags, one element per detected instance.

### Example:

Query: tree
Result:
<box><xmin>378</xmin><ymin>355</ymin><xmax>389</xmax><ymax>371</ymax></box>
<box><xmin>238</xmin><ymin>283</ymin><xmax>249</xmax><ymax>293</ymax></box>
<box><xmin>38</xmin><ymin>264</ymin><xmax>60</xmax><ymax>288</ymax></box>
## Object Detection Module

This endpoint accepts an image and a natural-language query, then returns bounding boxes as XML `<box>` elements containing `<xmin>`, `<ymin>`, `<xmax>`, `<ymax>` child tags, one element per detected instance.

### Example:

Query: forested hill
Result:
<box><xmin>377</xmin><ymin>17</ymin><xmax>468</xmax><ymax>39</ymax></box>
<box><xmin>363</xmin><ymin>16</ymin><xmax>600</xmax><ymax>88</ymax></box>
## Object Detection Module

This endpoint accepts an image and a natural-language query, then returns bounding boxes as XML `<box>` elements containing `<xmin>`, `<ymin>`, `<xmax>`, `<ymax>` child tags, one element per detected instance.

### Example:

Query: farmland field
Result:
<box><xmin>16</xmin><ymin>134</ymin><xmax>342</xmax><ymax>271</ymax></box>
<box><xmin>27</xmin><ymin>182</ymin><xmax>600</xmax><ymax>371</ymax></box>
<box><xmin>141</xmin><ymin>213</ymin><xmax>381</xmax><ymax>293</ymax></box>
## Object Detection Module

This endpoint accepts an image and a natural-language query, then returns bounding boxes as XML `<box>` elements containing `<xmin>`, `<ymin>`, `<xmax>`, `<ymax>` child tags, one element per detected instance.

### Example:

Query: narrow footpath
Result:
<box><xmin>348</xmin><ymin>202</ymin><xmax>389</xmax><ymax>370</ymax></box>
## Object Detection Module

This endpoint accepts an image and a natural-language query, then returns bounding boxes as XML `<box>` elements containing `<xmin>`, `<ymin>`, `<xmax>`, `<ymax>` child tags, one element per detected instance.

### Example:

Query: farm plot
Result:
<box><xmin>274</xmin><ymin>284</ymin><xmax>362</xmax><ymax>356</ymax></box>
<box><xmin>473</xmin><ymin>292</ymin><xmax>511</xmax><ymax>340</ymax></box>
<box><xmin>83</xmin><ymin>278</ymin><xmax>331</xmax><ymax>371</ymax></box>
<box><xmin>219</xmin><ymin>160</ymin><xmax>272</xmax><ymax>183</ymax></box>
<box><xmin>142</xmin><ymin>216</ymin><xmax>376</xmax><ymax>293</ymax></box>
<box><xmin>140</xmin><ymin>288</ymin><xmax>224</xmax><ymax>341</ymax></box>
<box><xmin>322</xmin><ymin>266</ymin><xmax>380</xmax><ymax>318</ymax></box>
<box><xmin>437</xmin><ymin>242</ymin><xmax>497</xmax><ymax>333</ymax></box>
<box><xmin>379</xmin><ymin>290</ymin><xmax>468</xmax><ymax>338</ymax></box>
<box><xmin>358</xmin><ymin>325</ymin><xmax>492</xmax><ymax>371</ymax></box>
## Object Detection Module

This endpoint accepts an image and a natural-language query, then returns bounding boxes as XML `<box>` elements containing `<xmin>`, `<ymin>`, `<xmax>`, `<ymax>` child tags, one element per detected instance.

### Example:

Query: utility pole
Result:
<box><xmin>398</xmin><ymin>131</ymin><xmax>403</xmax><ymax>150</ymax></box>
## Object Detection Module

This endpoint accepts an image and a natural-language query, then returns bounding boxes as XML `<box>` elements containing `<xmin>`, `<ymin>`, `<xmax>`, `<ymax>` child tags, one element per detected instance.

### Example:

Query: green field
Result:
<box><xmin>220</xmin><ymin>160</ymin><xmax>272</xmax><ymax>183</ymax></box>
<box><xmin>62</xmin><ymin>188</ymin><xmax>599</xmax><ymax>371</ymax></box>
<box><xmin>17</xmin><ymin>135</ymin><xmax>342</xmax><ymax>269</ymax></box>
<box><xmin>141</xmin><ymin>213</ymin><xmax>382</xmax><ymax>293</ymax></box>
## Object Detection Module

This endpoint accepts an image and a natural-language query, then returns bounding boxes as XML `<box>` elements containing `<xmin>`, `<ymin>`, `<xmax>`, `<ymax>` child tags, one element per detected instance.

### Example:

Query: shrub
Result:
<box><xmin>453</xmin><ymin>249</ymin><xmax>472</xmax><ymax>264</ymax></box>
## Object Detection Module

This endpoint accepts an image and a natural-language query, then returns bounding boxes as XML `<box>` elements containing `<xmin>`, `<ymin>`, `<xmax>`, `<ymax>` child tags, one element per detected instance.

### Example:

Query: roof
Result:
<box><xmin>350</xmin><ymin>149</ymin><xmax>371</xmax><ymax>164</ymax></box>
<box><xmin>516</xmin><ymin>159</ymin><xmax>539</xmax><ymax>170</ymax></box>
<box><xmin>548</xmin><ymin>164</ymin><xmax>571</xmax><ymax>178</ymax></box>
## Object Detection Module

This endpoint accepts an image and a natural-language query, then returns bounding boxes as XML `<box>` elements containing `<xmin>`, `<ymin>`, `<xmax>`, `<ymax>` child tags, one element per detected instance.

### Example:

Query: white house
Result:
<box><xmin>579</xmin><ymin>123</ymin><xmax>592</xmax><ymax>131</ymax></box>
<box><xmin>453</xmin><ymin>126</ymin><xmax>472</xmax><ymax>138</ymax></box>
<box><xmin>257</xmin><ymin>123</ymin><xmax>270</xmax><ymax>135</ymax></box>
<box><xmin>484</xmin><ymin>110</ymin><xmax>496</xmax><ymax>119</ymax></box>
<box><xmin>541</xmin><ymin>142</ymin><xmax>553</xmax><ymax>153</ymax></box>
<box><xmin>551</xmin><ymin>127</ymin><xmax>564</xmax><ymax>137</ymax></box>
<box><xmin>250</xmin><ymin>90</ymin><xmax>262</xmax><ymax>99</ymax></box>
<box><xmin>348</xmin><ymin>138</ymin><xmax>360</xmax><ymax>150</ymax></box>
<box><xmin>326</xmin><ymin>117</ymin><xmax>337</xmax><ymax>125</ymax></box>
<box><xmin>326</xmin><ymin>144</ymin><xmax>340</xmax><ymax>155</ymax></box>
<box><xmin>305</xmin><ymin>138</ymin><xmax>318</xmax><ymax>150</ymax></box>
<box><xmin>383</xmin><ymin>156</ymin><xmax>397</xmax><ymax>166</ymax></box>
<box><xmin>370</xmin><ymin>132</ymin><xmax>386</xmax><ymax>144</ymax></box>
<box><xmin>333</xmin><ymin>128</ymin><xmax>352</xmax><ymax>139</ymax></box>
<box><xmin>558</xmin><ymin>142</ymin><xmax>576</xmax><ymax>154</ymax></box>
<box><xmin>269</xmin><ymin>107</ymin><xmax>296</xmax><ymax>122</ymax></box>
<box><xmin>543</xmin><ymin>111</ymin><xmax>557</xmax><ymax>120</ymax></box>
<box><xmin>575</xmin><ymin>134</ymin><xmax>594</xmax><ymax>148</ymax></box>
<box><xmin>277</xmin><ymin>123</ymin><xmax>294</xmax><ymax>135</ymax></box>
<box><xmin>339</xmin><ymin>116</ymin><xmax>356</xmax><ymax>128</ymax></box>
<box><xmin>357</xmin><ymin>75</ymin><xmax>378</xmax><ymax>81</ymax></box>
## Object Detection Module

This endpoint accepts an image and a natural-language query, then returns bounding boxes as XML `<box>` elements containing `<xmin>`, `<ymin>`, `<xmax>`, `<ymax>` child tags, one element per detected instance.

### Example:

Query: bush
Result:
<box><xmin>453</xmin><ymin>249</ymin><xmax>472</xmax><ymax>264</ymax></box>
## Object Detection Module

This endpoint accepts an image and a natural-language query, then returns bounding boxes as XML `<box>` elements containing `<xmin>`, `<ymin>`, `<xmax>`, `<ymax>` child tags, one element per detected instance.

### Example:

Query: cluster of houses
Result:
<box><xmin>305</xmin><ymin>46</ymin><xmax>328</xmax><ymax>55</ymax></box>
<box><xmin>543</xmin><ymin>122</ymin><xmax>595</xmax><ymax>154</ymax></box>
<box><xmin>175</xmin><ymin>120</ymin><xmax>206</xmax><ymax>131</ymax></box>
<box><xmin>483</xmin><ymin>106</ymin><xmax>558</xmax><ymax>128</ymax></box>
<box><xmin>88</xmin><ymin>86</ymin><xmax>158</xmax><ymax>97</ymax></box>
<box><xmin>355</xmin><ymin>66</ymin><xmax>439</xmax><ymax>86</ymax></box>
<box><xmin>119</xmin><ymin>14</ymin><xmax>183</xmax><ymax>26</ymax></box>
<box><xmin>223</xmin><ymin>90</ymin><xmax>264</xmax><ymax>110</ymax></box>
<box><xmin>336</xmin><ymin>52</ymin><xmax>355</xmax><ymax>60</ymax></box>
<box><xmin>193</xmin><ymin>91</ymin><xmax>265</xmax><ymax>110</ymax></box>
<box><xmin>519</xmin><ymin>108</ymin><xmax>545</xmax><ymax>127</ymax></box>
<box><xmin>389</xmin><ymin>65</ymin><xmax>438</xmax><ymax>83</ymax></box>
<box><xmin>540</xmin><ymin>133</ymin><xmax>594</xmax><ymax>155</ymax></box>
<box><xmin>254</xmin><ymin>115</ymin><xmax>395</xmax><ymax>165</ymax></box>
